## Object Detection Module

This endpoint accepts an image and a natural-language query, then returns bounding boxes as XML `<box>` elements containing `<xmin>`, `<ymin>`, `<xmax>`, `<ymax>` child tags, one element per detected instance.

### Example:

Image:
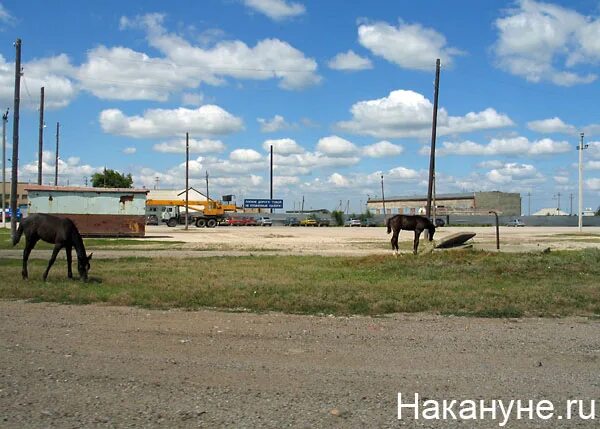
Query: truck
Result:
<box><xmin>146</xmin><ymin>199</ymin><xmax>237</xmax><ymax>228</ymax></box>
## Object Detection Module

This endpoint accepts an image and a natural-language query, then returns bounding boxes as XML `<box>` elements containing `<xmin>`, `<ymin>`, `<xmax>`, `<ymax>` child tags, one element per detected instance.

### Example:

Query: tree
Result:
<box><xmin>91</xmin><ymin>169</ymin><xmax>133</xmax><ymax>188</ymax></box>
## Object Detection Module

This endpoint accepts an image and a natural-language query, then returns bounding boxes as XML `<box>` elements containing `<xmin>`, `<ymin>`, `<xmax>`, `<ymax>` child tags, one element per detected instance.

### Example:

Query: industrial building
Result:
<box><xmin>367</xmin><ymin>191</ymin><xmax>521</xmax><ymax>217</ymax></box>
<box><xmin>26</xmin><ymin>185</ymin><xmax>148</xmax><ymax>237</ymax></box>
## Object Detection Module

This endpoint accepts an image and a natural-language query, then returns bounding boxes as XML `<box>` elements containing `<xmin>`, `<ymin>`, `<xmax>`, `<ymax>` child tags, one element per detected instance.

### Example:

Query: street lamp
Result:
<box><xmin>2</xmin><ymin>108</ymin><xmax>8</xmax><ymax>228</ymax></box>
<box><xmin>577</xmin><ymin>133</ymin><xmax>588</xmax><ymax>232</ymax></box>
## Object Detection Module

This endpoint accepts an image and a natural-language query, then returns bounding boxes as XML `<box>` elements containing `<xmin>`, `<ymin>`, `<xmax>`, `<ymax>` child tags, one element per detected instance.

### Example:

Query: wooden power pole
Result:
<box><xmin>37</xmin><ymin>86</ymin><xmax>44</xmax><ymax>185</ymax></box>
<box><xmin>10</xmin><ymin>39</ymin><xmax>22</xmax><ymax>239</ymax></box>
<box><xmin>426</xmin><ymin>59</ymin><xmax>441</xmax><ymax>219</ymax></box>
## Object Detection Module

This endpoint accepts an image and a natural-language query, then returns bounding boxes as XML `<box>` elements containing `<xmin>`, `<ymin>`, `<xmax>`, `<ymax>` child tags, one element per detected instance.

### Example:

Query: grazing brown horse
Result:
<box><xmin>386</xmin><ymin>214</ymin><xmax>436</xmax><ymax>255</ymax></box>
<box><xmin>13</xmin><ymin>213</ymin><xmax>92</xmax><ymax>281</ymax></box>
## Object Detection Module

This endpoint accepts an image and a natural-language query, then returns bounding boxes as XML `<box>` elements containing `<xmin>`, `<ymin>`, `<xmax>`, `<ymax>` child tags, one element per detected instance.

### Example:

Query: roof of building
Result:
<box><xmin>532</xmin><ymin>208</ymin><xmax>570</xmax><ymax>216</ymax></box>
<box><xmin>25</xmin><ymin>185</ymin><xmax>148</xmax><ymax>193</ymax></box>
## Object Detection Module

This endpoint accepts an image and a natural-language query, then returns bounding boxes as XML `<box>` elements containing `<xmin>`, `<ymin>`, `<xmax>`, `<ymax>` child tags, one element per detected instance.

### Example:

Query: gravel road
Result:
<box><xmin>1</xmin><ymin>301</ymin><xmax>598</xmax><ymax>428</ymax></box>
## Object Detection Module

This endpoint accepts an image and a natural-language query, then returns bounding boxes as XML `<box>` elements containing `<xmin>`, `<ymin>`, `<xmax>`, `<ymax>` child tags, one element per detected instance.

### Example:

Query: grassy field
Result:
<box><xmin>1</xmin><ymin>248</ymin><xmax>599</xmax><ymax>318</ymax></box>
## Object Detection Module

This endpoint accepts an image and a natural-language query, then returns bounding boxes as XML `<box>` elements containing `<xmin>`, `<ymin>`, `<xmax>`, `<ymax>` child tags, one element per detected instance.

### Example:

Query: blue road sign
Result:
<box><xmin>244</xmin><ymin>199</ymin><xmax>283</xmax><ymax>209</ymax></box>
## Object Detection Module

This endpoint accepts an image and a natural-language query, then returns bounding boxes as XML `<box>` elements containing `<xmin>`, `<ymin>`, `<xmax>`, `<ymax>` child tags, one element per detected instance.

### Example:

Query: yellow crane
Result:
<box><xmin>146</xmin><ymin>199</ymin><xmax>237</xmax><ymax>227</ymax></box>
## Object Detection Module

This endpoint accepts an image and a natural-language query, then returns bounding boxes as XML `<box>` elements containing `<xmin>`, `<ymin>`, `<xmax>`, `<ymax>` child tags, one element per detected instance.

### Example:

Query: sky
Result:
<box><xmin>1</xmin><ymin>0</ymin><xmax>600</xmax><ymax>214</ymax></box>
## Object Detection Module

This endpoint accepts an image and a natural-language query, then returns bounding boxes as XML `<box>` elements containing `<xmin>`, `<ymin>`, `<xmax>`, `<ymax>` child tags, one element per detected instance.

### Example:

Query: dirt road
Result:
<box><xmin>1</xmin><ymin>301</ymin><xmax>598</xmax><ymax>428</ymax></box>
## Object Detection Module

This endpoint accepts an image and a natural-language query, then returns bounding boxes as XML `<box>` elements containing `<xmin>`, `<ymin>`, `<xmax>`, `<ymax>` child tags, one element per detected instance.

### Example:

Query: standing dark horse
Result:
<box><xmin>12</xmin><ymin>213</ymin><xmax>93</xmax><ymax>281</ymax></box>
<box><xmin>386</xmin><ymin>215</ymin><xmax>436</xmax><ymax>255</ymax></box>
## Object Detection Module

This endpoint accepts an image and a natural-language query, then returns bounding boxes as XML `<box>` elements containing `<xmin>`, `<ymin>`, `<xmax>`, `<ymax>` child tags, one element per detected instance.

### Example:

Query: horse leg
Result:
<box><xmin>43</xmin><ymin>244</ymin><xmax>63</xmax><ymax>281</ymax></box>
<box><xmin>391</xmin><ymin>229</ymin><xmax>400</xmax><ymax>256</ymax></box>
<box><xmin>66</xmin><ymin>245</ymin><xmax>73</xmax><ymax>279</ymax></box>
<box><xmin>413</xmin><ymin>230</ymin><xmax>421</xmax><ymax>255</ymax></box>
<box><xmin>22</xmin><ymin>236</ymin><xmax>39</xmax><ymax>280</ymax></box>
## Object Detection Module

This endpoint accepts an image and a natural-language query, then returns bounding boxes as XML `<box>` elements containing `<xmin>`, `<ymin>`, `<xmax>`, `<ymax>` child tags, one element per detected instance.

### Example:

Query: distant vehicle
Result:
<box><xmin>244</xmin><ymin>216</ymin><xmax>258</xmax><ymax>226</ymax></box>
<box><xmin>506</xmin><ymin>219</ymin><xmax>525</xmax><ymax>227</ymax></box>
<box><xmin>145</xmin><ymin>214</ymin><xmax>159</xmax><ymax>225</ymax></box>
<box><xmin>256</xmin><ymin>216</ymin><xmax>272</xmax><ymax>227</ymax></box>
<box><xmin>315</xmin><ymin>217</ymin><xmax>330</xmax><ymax>227</ymax></box>
<box><xmin>300</xmin><ymin>218</ymin><xmax>318</xmax><ymax>227</ymax></box>
<box><xmin>435</xmin><ymin>218</ymin><xmax>445</xmax><ymax>227</ymax></box>
<box><xmin>227</xmin><ymin>216</ymin><xmax>247</xmax><ymax>226</ymax></box>
<box><xmin>3</xmin><ymin>207</ymin><xmax>22</xmax><ymax>221</ymax></box>
<box><xmin>360</xmin><ymin>218</ymin><xmax>377</xmax><ymax>227</ymax></box>
<box><xmin>344</xmin><ymin>218</ymin><xmax>361</xmax><ymax>227</ymax></box>
<box><xmin>284</xmin><ymin>217</ymin><xmax>300</xmax><ymax>226</ymax></box>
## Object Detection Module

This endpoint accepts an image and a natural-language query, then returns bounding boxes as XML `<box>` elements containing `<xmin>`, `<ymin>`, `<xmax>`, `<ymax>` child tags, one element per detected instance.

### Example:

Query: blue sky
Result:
<box><xmin>1</xmin><ymin>0</ymin><xmax>600</xmax><ymax>213</ymax></box>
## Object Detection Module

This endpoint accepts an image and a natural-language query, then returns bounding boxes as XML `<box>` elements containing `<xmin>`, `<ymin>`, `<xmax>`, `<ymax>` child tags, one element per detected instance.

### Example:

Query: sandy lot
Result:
<box><xmin>1</xmin><ymin>302</ymin><xmax>599</xmax><ymax>428</ymax></box>
<box><xmin>140</xmin><ymin>225</ymin><xmax>600</xmax><ymax>256</ymax></box>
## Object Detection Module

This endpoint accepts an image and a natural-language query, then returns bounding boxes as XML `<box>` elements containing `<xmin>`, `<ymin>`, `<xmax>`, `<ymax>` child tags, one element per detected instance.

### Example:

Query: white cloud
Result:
<box><xmin>387</xmin><ymin>166</ymin><xmax>420</xmax><ymax>181</ymax></box>
<box><xmin>116</xmin><ymin>13</ymin><xmax>320</xmax><ymax>92</ymax></box>
<box><xmin>262</xmin><ymin>138</ymin><xmax>305</xmax><ymax>154</ymax></box>
<box><xmin>362</xmin><ymin>140</ymin><xmax>403</xmax><ymax>158</ymax></box>
<box><xmin>486</xmin><ymin>162</ymin><xmax>543</xmax><ymax>184</ymax></box>
<box><xmin>123</xmin><ymin>147</ymin><xmax>137</xmax><ymax>155</ymax></box>
<box><xmin>585</xmin><ymin>178</ymin><xmax>600</xmax><ymax>190</ymax></box>
<box><xmin>328</xmin><ymin>50</ymin><xmax>373</xmax><ymax>71</ymax></box>
<box><xmin>153</xmin><ymin>138</ymin><xmax>226</xmax><ymax>154</ymax></box>
<box><xmin>358</xmin><ymin>20</ymin><xmax>462</xmax><ymax>71</ymax></box>
<box><xmin>0</xmin><ymin>4</ymin><xmax>15</xmax><ymax>26</ymax></box>
<box><xmin>0</xmin><ymin>54</ymin><xmax>78</xmax><ymax>110</ymax></box>
<box><xmin>258</xmin><ymin>115</ymin><xmax>292</xmax><ymax>132</ymax></box>
<box><xmin>554</xmin><ymin>175</ymin><xmax>569</xmax><ymax>184</ymax></box>
<box><xmin>493</xmin><ymin>0</ymin><xmax>599</xmax><ymax>85</ymax></box>
<box><xmin>336</xmin><ymin>89</ymin><xmax>513</xmax><ymax>138</ymax></box>
<box><xmin>99</xmin><ymin>105</ymin><xmax>244</xmax><ymax>138</ymax></box>
<box><xmin>527</xmin><ymin>116</ymin><xmax>577</xmax><ymax>134</ymax></box>
<box><xmin>21</xmin><ymin>151</ymin><xmax>100</xmax><ymax>185</ymax></box>
<box><xmin>437</xmin><ymin>137</ymin><xmax>570</xmax><ymax>156</ymax></box>
<box><xmin>328</xmin><ymin>173</ymin><xmax>351</xmax><ymax>187</ymax></box>
<box><xmin>230</xmin><ymin>148</ymin><xmax>263</xmax><ymax>163</ymax></box>
<box><xmin>316</xmin><ymin>135</ymin><xmax>358</xmax><ymax>156</ymax></box>
<box><xmin>242</xmin><ymin>0</ymin><xmax>306</xmax><ymax>21</ymax></box>
<box><xmin>181</xmin><ymin>92</ymin><xmax>204</xmax><ymax>106</ymax></box>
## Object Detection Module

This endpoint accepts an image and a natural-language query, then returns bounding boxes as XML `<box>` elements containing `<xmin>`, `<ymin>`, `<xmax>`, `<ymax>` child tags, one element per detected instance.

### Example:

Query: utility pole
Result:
<box><xmin>10</xmin><ymin>38</ymin><xmax>22</xmax><ymax>239</ymax></box>
<box><xmin>205</xmin><ymin>170</ymin><xmax>209</xmax><ymax>202</ymax></box>
<box><xmin>554</xmin><ymin>192</ymin><xmax>561</xmax><ymax>211</ymax></box>
<box><xmin>380</xmin><ymin>174</ymin><xmax>386</xmax><ymax>216</ymax></box>
<box><xmin>37</xmin><ymin>86</ymin><xmax>44</xmax><ymax>185</ymax></box>
<box><xmin>426</xmin><ymin>58</ymin><xmax>441</xmax><ymax>219</ymax></box>
<box><xmin>2</xmin><ymin>108</ymin><xmax>8</xmax><ymax>228</ymax></box>
<box><xmin>578</xmin><ymin>132</ymin><xmax>588</xmax><ymax>231</ymax></box>
<box><xmin>154</xmin><ymin>176</ymin><xmax>159</xmax><ymax>190</ymax></box>
<box><xmin>527</xmin><ymin>192</ymin><xmax>531</xmax><ymax>216</ymax></box>
<box><xmin>185</xmin><ymin>132</ymin><xmax>189</xmax><ymax>230</ymax></box>
<box><xmin>54</xmin><ymin>122</ymin><xmax>59</xmax><ymax>186</ymax></box>
<box><xmin>301</xmin><ymin>195</ymin><xmax>304</xmax><ymax>213</ymax></box>
<box><xmin>569</xmin><ymin>193</ymin><xmax>573</xmax><ymax>216</ymax></box>
<box><xmin>270</xmin><ymin>145</ymin><xmax>273</xmax><ymax>214</ymax></box>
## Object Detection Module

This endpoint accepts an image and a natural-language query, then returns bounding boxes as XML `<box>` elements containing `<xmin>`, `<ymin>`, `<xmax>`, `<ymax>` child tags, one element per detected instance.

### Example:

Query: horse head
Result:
<box><xmin>78</xmin><ymin>252</ymin><xmax>93</xmax><ymax>281</ymax></box>
<box><xmin>428</xmin><ymin>225</ymin><xmax>436</xmax><ymax>241</ymax></box>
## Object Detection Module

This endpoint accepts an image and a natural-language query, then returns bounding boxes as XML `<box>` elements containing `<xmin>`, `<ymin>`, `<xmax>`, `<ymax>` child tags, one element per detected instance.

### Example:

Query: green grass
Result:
<box><xmin>1</xmin><ymin>249</ymin><xmax>599</xmax><ymax>318</ymax></box>
<box><xmin>0</xmin><ymin>228</ymin><xmax>184</xmax><ymax>250</ymax></box>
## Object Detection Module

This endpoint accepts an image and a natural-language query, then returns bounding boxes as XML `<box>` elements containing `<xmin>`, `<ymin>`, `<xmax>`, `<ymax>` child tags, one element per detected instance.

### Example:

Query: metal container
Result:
<box><xmin>25</xmin><ymin>185</ymin><xmax>149</xmax><ymax>237</ymax></box>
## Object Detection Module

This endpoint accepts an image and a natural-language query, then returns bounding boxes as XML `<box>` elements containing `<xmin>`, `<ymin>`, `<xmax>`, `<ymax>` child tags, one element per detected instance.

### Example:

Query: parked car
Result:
<box><xmin>244</xmin><ymin>216</ymin><xmax>258</xmax><ymax>226</ymax></box>
<box><xmin>506</xmin><ymin>219</ymin><xmax>525</xmax><ymax>227</ymax></box>
<box><xmin>360</xmin><ymin>218</ymin><xmax>377</xmax><ymax>227</ymax></box>
<box><xmin>256</xmin><ymin>216</ymin><xmax>272</xmax><ymax>227</ymax></box>
<box><xmin>300</xmin><ymin>218</ymin><xmax>318</xmax><ymax>227</ymax></box>
<box><xmin>145</xmin><ymin>214</ymin><xmax>159</xmax><ymax>225</ymax></box>
<box><xmin>284</xmin><ymin>217</ymin><xmax>300</xmax><ymax>226</ymax></box>
<box><xmin>435</xmin><ymin>218</ymin><xmax>445</xmax><ymax>227</ymax></box>
<box><xmin>315</xmin><ymin>217</ymin><xmax>330</xmax><ymax>227</ymax></box>
<box><xmin>344</xmin><ymin>218</ymin><xmax>361</xmax><ymax>227</ymax></box>
<box><xmin>227</xmin><ymin>216</ymin><xmax>247</xmax><ymax>226</ymax></box>
<box><xmin>3</xmin><ymin>207</ymin><xmax>22</xmax><ymax>221</ymax></box>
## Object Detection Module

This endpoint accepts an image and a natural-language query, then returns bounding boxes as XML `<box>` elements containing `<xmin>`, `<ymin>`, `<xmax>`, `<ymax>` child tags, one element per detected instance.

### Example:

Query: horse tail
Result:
<box><xmin>12</xmin><ymin>222</ymin><xmax>23</xmax><ymax>246</ymax></box>
<box><xmin>386</xmin><ymin>217</ymin><xmax>392</xmax><ymax>234</ymax></box>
